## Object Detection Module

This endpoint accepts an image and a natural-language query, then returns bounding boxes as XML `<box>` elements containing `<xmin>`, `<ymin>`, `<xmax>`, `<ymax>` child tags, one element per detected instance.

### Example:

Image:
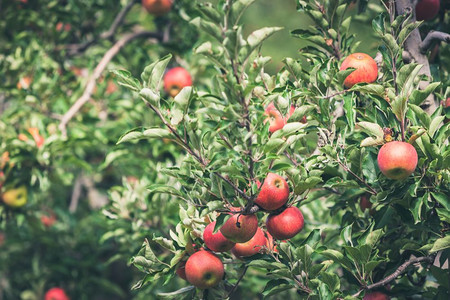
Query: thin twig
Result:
<box><xmin>227</xmin><ymin>266</ymin><xmax>249</xmax><ymax>297</ymax></box>
<box><xmin>59</xmin><ymin>30</ymin><xmax>162</xmax><ymax>136</ymax></box>
<box><xmin>62</xmin><ymin>0</ymin><xmax>139</xmax><ymax>55</ymax></box>
<box><xmin>337</xmin><ymin>156</ymin><xmax>378</xmax><ymax>195</ymax></box>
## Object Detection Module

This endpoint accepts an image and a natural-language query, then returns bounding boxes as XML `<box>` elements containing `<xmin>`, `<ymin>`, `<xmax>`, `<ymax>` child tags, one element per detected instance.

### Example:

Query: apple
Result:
<box><xmin>415</xmin><ymin>0</ymin><xmax>440</xmax><ymax>21</ymax></box>
<box><xmin>264</xmin><ymin>103</ymin><xmax>298</xmax><ymax>133</ymax></box>
<box><xmin>163</xmin><ymin>67</ymin><xmax>192</xmax><ymax>97</ymax></box>
<box><xmin>185</xmin><ymin>250</ymin><xmax>224</xmax><ymax>289</ymax></box>
<box><xmin>28</xmin><ymin>127</ymin><xmax>44</xmax><ymax>148</ymax></box>
<box><xmin>56</xmin><ymin>22</ymin><xmax>71</xmax><ymax>32</ymax></box>
<box><xmin>363</xmin><ymin>291</ymin><xmax>390</xmax><ymax>300</ymax></box>
<box><xmin>359</xmin><ymin>194</ymin><xmax>372</xmax><ymax>212</ymax></box>
<box><xmin>2</xmin><ymin>185</ymin><xmax>27</xmax><ymax>208</ymax></box>
<box><xmin>265</xmin><ymin>231</ymin><xmax>278</xmax><ymax>252</ymax></box>
<box><xmin>255</xmin><ymin>173</ymin><xmax>289</xmax><ymax>211</ymax></box>
<box><xmin>377</xmin><ymin>141</ymin><xmax>418</xmax><ymax>180</ymax></box>
<box><xmin>17</xmin><ymin>76</ymin><xmax>32</xmax><ymax>90</ymax></box>
<box><xmin>231</xmin><ymin>227</ymin><xmax>267</xmax><ymax>257</ymax></box>
<box><xmin>219</xmin><ymin>208</ymin><xmax>258</xmax><ymax>243</ymax></box>
<box><xmin>176</xmin><ymin>261</ymin><xmax>187</xmax><ymax>280</ymax></box>
<box><xmin>44</xmin><ymin>287</ymin><xmax>70</xmax><ymax>300</ymax></box>
<box><xmin>142</xmin><ymin>0</ymin><xmax>173</xmax><ymax>16</ymax></box>
<box><xmin>340</xmin><ymin>53</ymin><xmax>378</xmax><ymax>88</ymax></box>
<box><xmin>41</xmin><ymin>213</ymin><xmax>57</xmax><ymax>227</ymax></box>
<box><xmin>203</xmin><ymin>221</ymin><xmax>235</xmax><ymax>252</ymax></box>
<box><xmin>266</xmin><ymin>206</ymin><xmax>304</xmax><ymax>240</ymax></box>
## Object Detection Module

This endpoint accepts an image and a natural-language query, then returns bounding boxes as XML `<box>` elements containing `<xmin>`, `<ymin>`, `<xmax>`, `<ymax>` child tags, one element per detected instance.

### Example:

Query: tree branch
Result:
<box><xmin>226</xmin><ymin>266</ymin><xmax>248</xmax><ymax>298</ymax></box>
<box><xmin>352</xmin><ymin>255</ymin><xmax>434</xmax><ymax>297</ymax></box>
<box><xmin>62</xmin><ymin>0</ymin><xmax>139</xmax><ymax>55</ymax></box>
<box><xmin>420</xmin><ymin>31</ymin><xmax>450</xmax><ymax>54</ymax></box>
<box><xmin>59</xmin><ymin>30</ymin><xmax>162</xmax><ymax>136</ymax></box>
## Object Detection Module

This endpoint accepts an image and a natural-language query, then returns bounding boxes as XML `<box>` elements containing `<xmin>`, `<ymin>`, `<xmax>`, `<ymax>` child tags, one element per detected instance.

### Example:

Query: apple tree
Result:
<box><xmin>109</xmin><ymin>0</ymin><xmax>450</xmax><ymax>299</ymax></box>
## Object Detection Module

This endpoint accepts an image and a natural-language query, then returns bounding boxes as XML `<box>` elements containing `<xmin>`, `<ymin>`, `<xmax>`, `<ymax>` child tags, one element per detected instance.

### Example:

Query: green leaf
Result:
<box><xmin>355</xmin><ymin>122</ymin><xmax>384</xmax><ymax>139</ymax></box>
<box><xmin>398</xmin><ymin>21</ymin><xmax>421</xmax><ymax>46</ymax></box>
<box><xmin>262</xmin><ymin>279</ymin><xmax>293</xmax><ymax>298</ymax></box>
<box><xmin>288</xmin><ymin>105</ymin><xmax>315</xmax><ymax>122</ymax></box>
<box><xmin>396</xmin><ymin>63</ymin><xmax>423</xmax><ymax>98</ymax></box>
<box><xmin>230</xmin><ymin>0</ymin><xmax>257</xmax><ymax>25</ymax></box>
<box><xmin>430</xmin><ymin>236</ymin><xmax>450</xmax><ymax>253</ymax></box>
<box><xmin>111</xmin><ymin>69</ymin><xmax>141</xmax><ymax>91</ymax></box>
<box><xmin>350</xmin><ymin>84</ymin><xmax>385</xmax><ymax>97</ymax></box>
<box><xmin>246</xmin><ymin>27</ymin><xmax>283</xmax><ymax>58</ymax></box>
<box><xmin>190</xmin><ymin>17</ymin><xmax>222</xmax><ymax>41</ymax></box>
<box><xmin>409</xmin><ymin>104</ymin><xmax>431</xmax><ymax>129</ymax></box>
<box><xmin>153</xmin><ymin>235</ymin><xmax>176</xmax><ymax>252</ymax></box>
<box><xmin>140</xmin><ymin>88</ymin><xmax>160</xmax><ymax>106</ymax></box>
<box><xmin>343</xmin><ymin>94</ymin><xmax>355</xmax><ymax>131</ymax></box>
<box><xmin>157</xmin><ymin>286</ymin><xmax>195</xmax><ymax>299</ymax></box>
<box><xmin>320</xmin><ymin>272</ymin><xmax>340</xmax><ymax>292</ymax></box>
<box><xmin>320</xmin><ymin>249</ymin><xmax>354</xmax><ymax>272</ymax></box>
<box><xmin>410</xmin><ymin>82</ymin><xmax>440</xmax><ymax>106</ymax></box>
<box><xmin>340</xmin><ymin>224</ymin><xmax>353</xmax><ymax>246</ymax></box>
<box><xmin>429</xmin><ymin>116</ymin><xmax>445</xmax><ymax>138</ymax></box>
<box><xmin>140</xmin><ymin>54</ymin><xmax>172</xmax><ymax>91</ymax></box>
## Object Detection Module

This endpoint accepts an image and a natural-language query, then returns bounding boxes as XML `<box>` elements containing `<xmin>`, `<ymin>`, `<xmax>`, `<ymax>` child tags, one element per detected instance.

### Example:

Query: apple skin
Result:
<box><xmin>2</xmin><ymin>186</ymin><xmax>27</xmax><ymax>208</ymax></box>
<box><xmin>203</xmin><ymin>221</ymin><xmax>235</xmax><ymax>252</ymax></box>
<box><xmin>363</xmin><ymin>291</ymin><xmax>390</xmax><ymax>300</ymax></box>
<box><xmin>163</xmin><ymin>67</ymin><xmax>192</xmax><ymax>97</ymax></box>
<box><xmin>185</xmin><ymin>250</ymin><xmax>224</xmax><ymax>289</ymax></box>
<box><xmin>231</xmin><ymin>227</ymin><xmax>267</xmax><ymax>257</ymax></box>
<box><xmin>377</xmin><ymin>141</ymin><xmax>418</xmax><ymax>180</ymax></box>
<box><xmin>415</xmin><ymin>0</ymin><xmax>440</xmax><ymax>21</ymax></box>
<box><xmin>266</xmin><ymin>206</ymin><xmax>304</xmax><ymax>240</ymax></box>
<box><xmin>142</xmin><ymin>0</ymin><xmax>172</xmax><ymax>16</ymax></box>
<box><xmin>176</xmin><ymin>261</ymin><xmax>187</xmax><ymax>280</ymax></box>
<box><xmin>255</xmin><ymin>173</ymin><xmax>289</xmax><ymax>211</ymax></box>
<box><xmin>220</xmin><ymin>208</ymin><xmax>258</xmax><ymax>243</ymax></box>
<box><xmin>340</xmin><ymin>53</ymin><xmax>378</xmax><ymax>88</ymax></box>
<box><xmin>41</xmin><ymin>214</ymin><xmax>57</xmax><ymax>227</ymax></box>
<box><xmin>264</xmin><ymin>104</ymin><xmax>298</xmax><ymax>133</ymax></box>
<box><xmin>44</xmin><ymin>287</ymin><xmax>70</xmax><ymax>300</ymax></box>
<box><xmin>28</xmin><ymin>127</ymin><xmax>44</xmax><ymax>148</ymax></box>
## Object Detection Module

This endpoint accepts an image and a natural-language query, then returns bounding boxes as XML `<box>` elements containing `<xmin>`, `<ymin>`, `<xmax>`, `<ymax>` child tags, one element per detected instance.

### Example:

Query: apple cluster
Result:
<box><xmin>177</xmin><ymin>173</ymin><xmax>305</xmax><ymax>289</ymax></box>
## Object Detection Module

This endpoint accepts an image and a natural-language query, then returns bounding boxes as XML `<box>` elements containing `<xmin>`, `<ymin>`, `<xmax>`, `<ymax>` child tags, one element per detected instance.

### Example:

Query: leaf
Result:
<box><xmin>410</xmin><ymin>82</ymin><xmax>440</xmax><ymax>106</ymax></box>
<box><xmin>355</xmin><ymin>122</ymin><xmax>384</xmax><ymax>139</ymax></box>
<box><xmin>110</xmin><ymin>70</ymin><xmax>141</xmax><ymax>91</ymax></box>
<box><xmin>350</xmin><ymin>84</ymin><xmax>385</xmax><ymax>97</ymax></box>
<box><xmin>153</xmin><ymin>235</ymin><xmax>175</xmax><ymax>252</ymax></box>
<box><xmin>246</xmin><ymin>27</ymin><xmax>283</xmax><ymax>58</ymax></box>
<box><xmin>396</xmin><ymin>63</ymin><xmax>422</xmax><ymax>98</ymax></box>
<box><xmin>190</xmin><ymin>17</ymin><xmax>222</xmax><ymax>41</ymax></box>
<box><xmin>173</xmin><ymin>86</ymin><xmax>193</xmax><ymax>112</ymax></box>
<box><xmin>288</xmin><ymin>105</ymin><xmax>315</xmax><ymax>122</ymax></box>
<box><xmin>157</xmin><ymin>286</ymin><xmax>195</xmax><ymax>298</ymax></box>
<box><xmin>365</xmin><ymin>229</ymin><xmax>384</xmax><ymax>247</ymax></box>
<box><xmin>321</xmin><ymin>272</ymin><xmax>340</xmax><ymax>292</ymax></box>
<box><xmin>320</xmin><ymin>249</ymin><xmax>354</xmax><ymax>272</ymax></box>
<box><xmin>343</xmin><ymin>93</ymin><xmax>355</xmax><ymax>131</ymax></box>
<box><xmin>360</xmin><ymin>136</ymin><xmax>384</xmax><ymax>147</ymax></box>
<box><xmin>140</xmin><ymin>88</ymin><xmax>160</xmax><ymax>106</ymax></box>
<box><xmin>230</xmin><ymin>0</ymin><xmax>257</xmax><ymax>25</ymax></box>
<box><xmin>140</xmin><ymin>54</ymin><xmax>172</xmax><ymax>91</ymax></box>
<box><xmin>398</xmin><ymin>21</ymin><xmax>421</xmax><ymax>46</ymax></box>
<box><xmin>428</xmin><ymin>116</ymin><xmax>445</xmax><ymax>138</ymax></box>
<box><xmin>430</xmin><ymin>236</ymin><xmax>450</xmax><ymax>253</ymax></box>
<box><xmin>340</xmin><ymin>224</ymin><xmax>353</xmax><ymax>246</ymax></box>
<box><xmin>262</xmin><ymin>279</ymin><xmax>293</xmax><ymax>298</ymax></box>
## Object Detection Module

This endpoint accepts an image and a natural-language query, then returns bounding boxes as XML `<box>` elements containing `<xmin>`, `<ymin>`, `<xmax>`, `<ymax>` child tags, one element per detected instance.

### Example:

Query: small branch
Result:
<box><xmin>62</xmin><ymin>0</ymin><xmax>139</xmax><ymax>55</ymax></box>
<box><xmin>69</xmin><ymin>175</ymin><xmax>84</xmax><ymax>213</ymax></box>
<box><xmin>227</xmin><ymin>266</ymin><xmax>248</xmax><ymax>298</ymax></box>
<box><xmin>322</xmin><ymin>89</ymin><xmax>349</xmax><ymax>99</ymax></box>
<box><xmin>420</xmin><ymin>31</ymin><xmax>450</xmax><ymax>54</ymax></box>
<box><xmin>364</xmin><ymin>256</ymin><xmax>434</xmax><ymax>291</ymax></box>
<box><xmin>59</xmin><ymin>30</ymin><xmax>162</xmax><ymax>136</ymax></box>
<box><xmin>216</xmin><ymin>205</ymin><xmax>259</xmax><ymax>215</ymax></box>
<box><xmin>337</xmin><ymin>156</ymin><xmax>378</xmax><ymax>195</ymax></box>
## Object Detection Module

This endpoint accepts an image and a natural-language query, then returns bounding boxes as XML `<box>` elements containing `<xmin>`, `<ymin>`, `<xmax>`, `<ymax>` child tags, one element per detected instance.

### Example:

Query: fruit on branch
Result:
<box><xmin>415</xmin><ymin>0</ymin><xmax>440</xmax><ymax>21</ymax></box>
<box><xmin>377</xmin><ymin>141</ymin><xmax>418</xmax><ymax>180</ymax></box>
<box><xmin>41</xmin><ymin>213</ymin><xmax>57</xmax><ymax>227</ymax></box>
<box><xmin>16</xmin><ymin>76</ymin><xmax>32</xmax><ymax>90</ymax></box>
<box><xmin>163</xmin><ymin>67</ymin><xmax>192</xmax><ymax>97</ymax></box>
<box><xmin>2</xmin><ymin>185</ymin><xmax>27</xmax><ymax>208</ymax></box>
<box><xmin>220</xmin><ymin>207</ymin><xmax>258</xmax><ymax>243</ymax></box>
<box><xmin>56</xmin><ymin>22</ymin><xmax>71</xmax><ymax>32</ymax></box>
<box><xmin>266</xmin><ymin>206</ymin><xmax>304</xmax><ymax>240</ymax></box>
<box><xmin>28</xmin><ymin>127</ymin><xmax>45</xmax><ymax>148</ymax></box>
<box><xmin>264</xmin><ymin>103</ymin><xmax>297</xmax><ymax>133</ymax></box>
<box><xmin>363</xmin><ymin>291</ymin><xmax>390</xmax><ymax>300</ymax></box>
<box><xmin>203</xmin><ymin>221</ymin><xmax>235</xmax><ymax>252</ymax></box>
<box><xmin>44</xmin><ymin>287</ymin><xmax>70</xmax><ymax>300</ymax></box>
<box><xmin>255</xmin><ymin>173</ymin><xmax>289</xmax><ymax>211</ymax></box>
<box><xmin>265</xmin><ymin>231</ymin><xmax>278</xmax><ymax>252</ymax></box>
<box><xmin>231</xmin><ymin>227</ymin><xmax>267</xmax><ymax>257</ymax></box>
<box><xmin>340</xmin><ymin>53</ymin><xmax>378</xmax><ymax>88</ymax></box>
<box><xmin>185</xmin><ymin>250</ymin><xmax>224</xmax><ymax>289</ymax></box>
<box><xmin>175</xmin><ymin>261</ymin><xmax>187</xmax><ymax>280</ymax></box>
<box><xmin>142</xmin><ymin>0</ymin><xmax>173</xmax><ymax>16</ymax></box>
<box><xmin>359</xmin><ymin>194</ymin><xmax>372</xmax><ymax>212</ymax></box>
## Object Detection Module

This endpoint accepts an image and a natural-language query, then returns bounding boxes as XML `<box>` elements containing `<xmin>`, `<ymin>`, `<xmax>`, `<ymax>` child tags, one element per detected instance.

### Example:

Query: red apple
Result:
<box><xmin>163</xmin><ymin>67</ymin><xmax>192</xmax><ymax>97</ymax></box>
<box><xmin>185</xmin><ymin>250</ymin><xmax>224</xmax><ymax>289</ymax></box>
<box><xmin>359</xmin><ymin>194</ymin><xmax>372</xmax><ymax>212</ymax></box>
<box><xmin>363</xmin><ymin>291</ymin><xmax>390</xmax><ymax>300</ymax></box>
<box><xmin>219</xmin><ymin>207</ymin><xmax>258</xmax><ymax>243</ymax></box>
<box><xmin>264</xmin><ymin>103</ymin><xmax>287</xmax><ymax>133</ymax></box>
<box><xmin>176</xmin><ymin>261</ymin><xmax>187</xmax><ymax>280</ymax></box>
<box><xmin>266</xmin><ymin>206</ymin><xmax>304</xmax><ymax>240</ymax></box>
<box><xmin>17</xmin><ymin>76</ymin><xmax>32</xmax><ymax>90</ymax></box>
<box><xmin>28</xmin><ymin>127</ymin><xmax>44</xmax><ymax>148</ymax></box>
<box><xmin>231</xmin><ymin>227</ymin><xmax>267</xmax><ymax>257</ymax></box>
<box><xmin>142</xmin><ymin>0</ymin><xmax>173</xmax><ymax>16</ymax></box>
<box><xmin>203</xmin><ymin>221</ymin><xmax>235</xmax><ymax>252</ymax></box>
<box><xmin>265</xmin><ymin>231</ymin><xmax>278</xmax><ymax>252</ymax></box>
<box><xmin>255</xmin><ymin>173</ymin><xmax>289</xmax><ymax>211</ymax></box>
<box><xmin>44</xmin><ymin>287</ymin><xmax>70</xmax><ymax>300</ymax></box>
<box><xmin>415</xmin><ymin>0</ymin><xmax>440</xmax><ymax>21</ymax></box>
<box><xmin>340</xmin><ymin>53</ymin><xmax>378</xmax><ymax>88</ymax></box>
<box><xmin>377</xmin><ymin>141</ymin><xmax>418</xmax><ymax>180</ymax></box>
<box><xmin>41</xmin><ymin>213</ymin><xmax>57</xmax><ymax>227</ymax></box>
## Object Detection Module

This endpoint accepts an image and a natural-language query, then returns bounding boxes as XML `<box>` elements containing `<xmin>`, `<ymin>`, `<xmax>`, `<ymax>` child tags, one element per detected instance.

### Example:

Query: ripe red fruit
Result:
<box><xmin>340</xmin><ymin>53</ymin><xmax>378</xmax><ymax>88</ymax></box>
<box><xmin>220</xmin><ymin>208</ymin><xmax>258</xmax><ymax>243</ymax></box>
<box><xmin>44</xmin><ymin>287</ymin><xmax>70</xmax><ymax>300</ymax></box>
<box><xmin>203</xmin><ymin>221</ymin><xmax>235</xmax><ymax>252</ymax></box>
<box><xmin>415</xmin><ymin>0</ymin><xmax>440</xmax><ymax>21</ymax></box>
<box><xmin>142</xmin><ymin>0</ymin><xmax>173</xmax><ymax>16</ymax></box>
<box><xmin>266</xmin><ymin>206</ymin><xmax>304</xmax><ymax>240</ymax></box>
<box><xmin>231</xmin><ymin>227</ymin><xmax>267</xmax><ymax>257</ymax></box>
<box><xmin>377</xmin><ymin>141</ymin><xmax>418</xmax><ymax>180</ymax></box>
<box><xmin>265</xmin><ymin>231</ymin><xmax>278</xmax><ymax>252</ymax></box>
<box><xmin>264</xmin><ymin>103</ymin><xmax>297</xmax><ymax>133</ymax></box>
<box><xmin>363</xmin><ymin>291</ymin><xmax>390</xmax><ymax>300</ymax></box>
<box><xmin>185</xmin><ymin>250</ymin><xmax>224</xmax><ymax>289</ymax></box>
<box><xmin>41</xmin><ymin>213</ymin><xmax>57</xmax><ymax>227</ymax></box>
<box><xmin>175</xmin><ymin>261</ymin><xmax>187</xmax><ymax>280</ymax></box>
<box><xmin>163</xmin><ymin>67</ymin><xmax>192</xmax><ymax>97</ymax></box>
<box><xmin>255</xmin><ymin>173</ymin><xmax>289</xmax><ymax>211</ymax></box>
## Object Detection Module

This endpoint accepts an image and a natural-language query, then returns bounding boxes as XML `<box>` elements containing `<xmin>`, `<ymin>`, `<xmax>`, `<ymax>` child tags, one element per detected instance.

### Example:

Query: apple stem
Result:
<box><xmin>400</xmin><ymin>118</ymin><xmax>406</xmax><ymax>142</ymax></box>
